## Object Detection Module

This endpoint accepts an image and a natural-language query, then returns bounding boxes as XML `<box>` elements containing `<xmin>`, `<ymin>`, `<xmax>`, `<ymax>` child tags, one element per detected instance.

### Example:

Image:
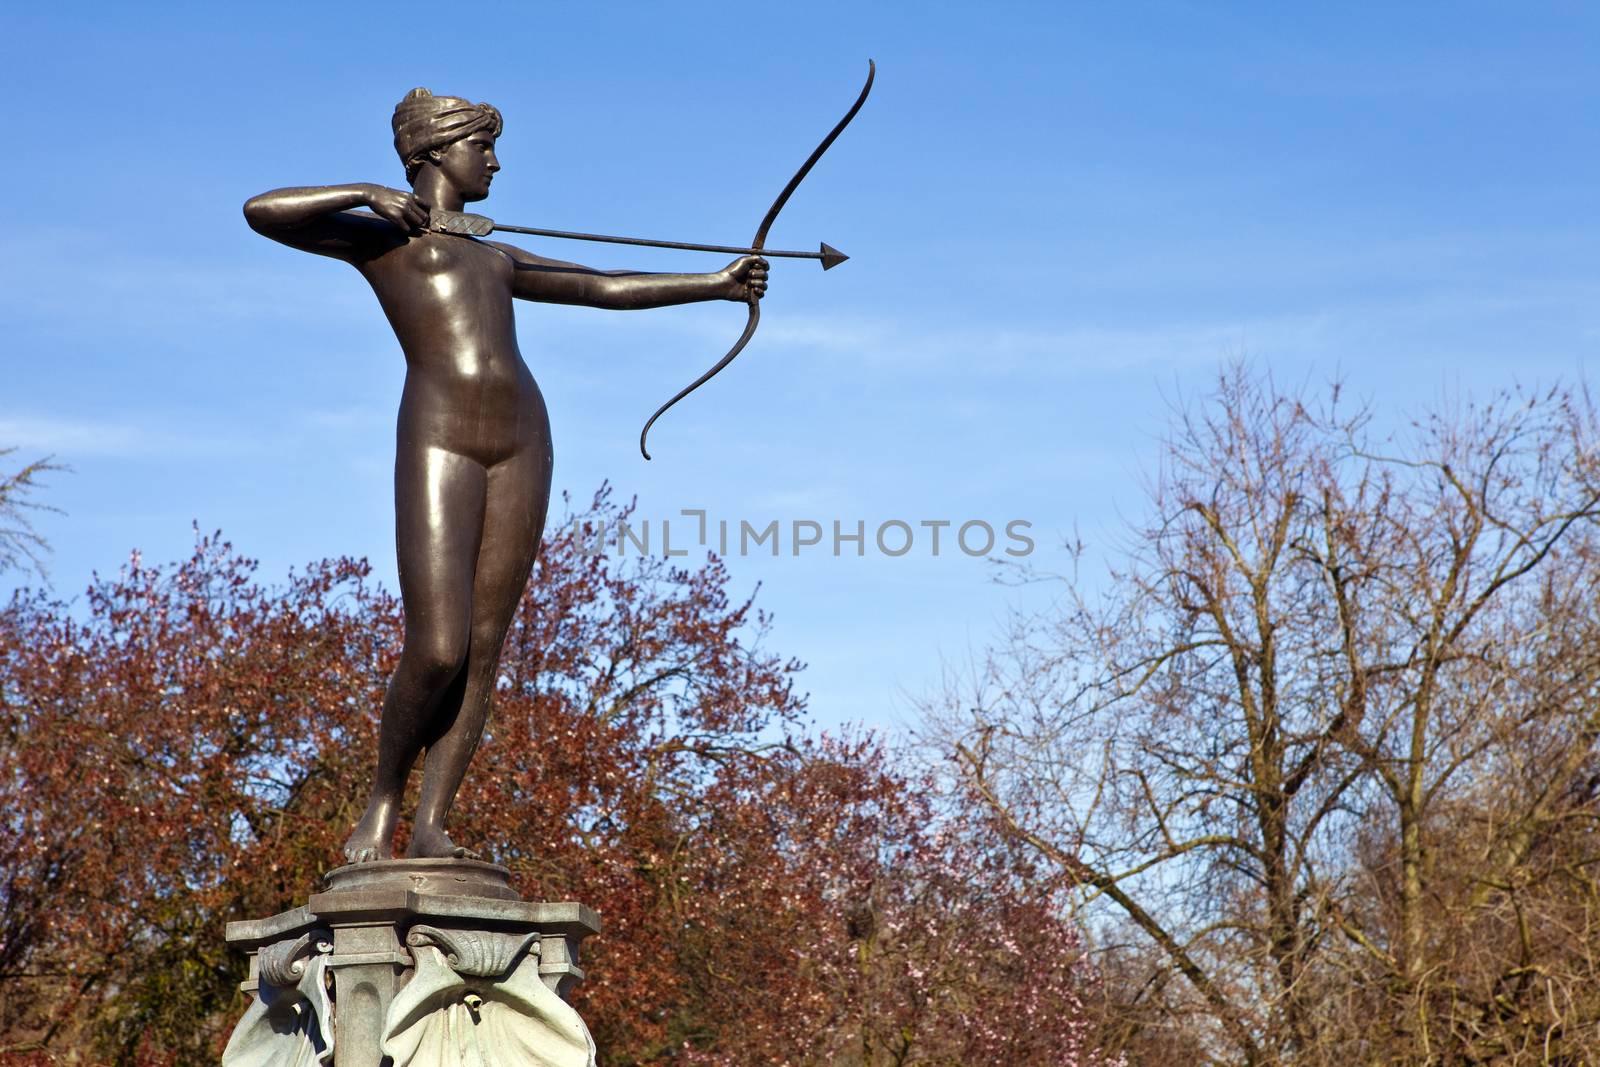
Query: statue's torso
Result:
<box><xmin>359</xmin><ymin>233</ymin><xmax>546</xmax><ymax>463</ymax></box>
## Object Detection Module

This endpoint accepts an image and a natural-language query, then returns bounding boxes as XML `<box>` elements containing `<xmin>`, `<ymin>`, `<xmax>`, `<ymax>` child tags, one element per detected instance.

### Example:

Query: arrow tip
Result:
<box><xmin>819</xmin><ymin>242</ymin><xmax>849</xmax><ymax>270</ymax></box>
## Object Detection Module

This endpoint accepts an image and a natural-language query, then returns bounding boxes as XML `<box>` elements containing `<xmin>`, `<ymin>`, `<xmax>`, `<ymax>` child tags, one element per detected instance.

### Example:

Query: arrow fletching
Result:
<box><xmin>429</xmin><ymin>210</ymin><xmax>495</xmax><ymax>236</ymax></box>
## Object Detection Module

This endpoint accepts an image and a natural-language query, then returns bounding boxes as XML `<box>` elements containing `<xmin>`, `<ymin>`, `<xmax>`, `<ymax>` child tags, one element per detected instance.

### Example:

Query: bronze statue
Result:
<box><xmin>244</xmin><ymin>65</ymin><xmax>871</xmax><ymax>866</ymax></box>
<box><xmin>245</xmin><ymin>89</ymin><xmax>769</xmax><ymax>863</ymax></box>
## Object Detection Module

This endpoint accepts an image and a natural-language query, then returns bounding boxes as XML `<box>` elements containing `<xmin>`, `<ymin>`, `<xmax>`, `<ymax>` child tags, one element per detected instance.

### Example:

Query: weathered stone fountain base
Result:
<box><xmin>221</xmin><ymin>859</ymin><xmax>600</xmax><ymax>1067</ymax></box>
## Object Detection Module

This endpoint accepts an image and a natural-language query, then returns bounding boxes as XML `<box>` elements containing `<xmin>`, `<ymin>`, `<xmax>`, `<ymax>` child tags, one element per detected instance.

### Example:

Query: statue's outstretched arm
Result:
<box><xmin>488</xmin><ymin>240</ymin><xmax>767</xmax><ymax>311</ymax></box>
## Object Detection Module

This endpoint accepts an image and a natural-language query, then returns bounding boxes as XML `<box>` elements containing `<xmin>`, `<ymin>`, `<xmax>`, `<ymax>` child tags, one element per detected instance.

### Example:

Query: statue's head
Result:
<box><xmin>392</xmin><ymin>88</ymin><xmax>503</xmax><ymax>200</ymax></box>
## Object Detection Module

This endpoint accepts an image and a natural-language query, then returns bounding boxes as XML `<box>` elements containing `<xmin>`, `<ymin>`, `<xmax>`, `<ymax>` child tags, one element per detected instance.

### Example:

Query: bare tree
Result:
<box><xmin>927</xmin><ymin>367</ymin><xmax>1600</xmax><ymax>1064</ymax></box>
<box><xmin>0</xmin><ymin>448</ymin><xmax>63</xmax><ymax>579</ymax></box>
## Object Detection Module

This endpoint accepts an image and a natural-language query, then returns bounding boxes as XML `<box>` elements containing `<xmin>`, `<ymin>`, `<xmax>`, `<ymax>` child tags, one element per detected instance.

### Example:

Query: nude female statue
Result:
<box><xmin>244</xmin><ymin>89</ymin><xmax>768</xmax><ymax>863</ymax></box>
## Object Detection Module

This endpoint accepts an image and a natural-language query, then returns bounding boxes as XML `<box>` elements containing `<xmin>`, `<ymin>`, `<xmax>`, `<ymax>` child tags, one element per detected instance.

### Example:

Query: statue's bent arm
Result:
<box><xmin>242</xmin><ymin>184</ymin><xmax>414</xmax><ymax>262</ymax></box>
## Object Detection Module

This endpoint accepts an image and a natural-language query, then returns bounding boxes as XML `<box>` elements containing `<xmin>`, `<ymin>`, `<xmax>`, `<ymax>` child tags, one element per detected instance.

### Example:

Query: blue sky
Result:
<box><xmin>5</xmin><ymin>2</ymin><xmax>1600</xmax><ymax>732</ymax></box>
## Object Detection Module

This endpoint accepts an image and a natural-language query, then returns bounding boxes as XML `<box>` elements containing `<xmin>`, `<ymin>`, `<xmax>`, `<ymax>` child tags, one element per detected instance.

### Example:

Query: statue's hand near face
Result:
<box><xmin>364</xmin><ymin>184</ymin><xmax>430</xmax><ymax>234</ymax></box>
<box><xmin>720</xmin><ymin>255</ymin><xmax>770</xmax><ymax>303</ymax></box>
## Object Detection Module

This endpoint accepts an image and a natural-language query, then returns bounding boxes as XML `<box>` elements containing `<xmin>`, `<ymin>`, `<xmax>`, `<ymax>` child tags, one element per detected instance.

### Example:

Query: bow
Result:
<box><xmin>639</xmin><ymin>59</ymin><xmax>876</xmax><ymax>460</ymax></box>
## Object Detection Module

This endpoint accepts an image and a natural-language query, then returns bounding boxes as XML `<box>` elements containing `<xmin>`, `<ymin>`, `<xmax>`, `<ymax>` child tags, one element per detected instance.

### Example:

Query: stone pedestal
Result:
<box><xmin>221</xmin><ymin>860</ymin><xmax>600</xmax><ymax>1067</ymax></box>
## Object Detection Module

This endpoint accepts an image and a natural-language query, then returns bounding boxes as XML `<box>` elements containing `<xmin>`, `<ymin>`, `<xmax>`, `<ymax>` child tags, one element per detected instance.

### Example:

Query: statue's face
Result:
<box><xmin>434</xmin><ymin>131</ymin><xmax>500</xmax><ymax>202</ymax></box>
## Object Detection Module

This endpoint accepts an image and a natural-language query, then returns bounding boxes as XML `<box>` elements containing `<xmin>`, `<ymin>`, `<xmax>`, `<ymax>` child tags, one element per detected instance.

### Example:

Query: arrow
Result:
<box><xmin>429</xmin><ymin>209</ymin><xmax>849</xmax><ymax>270</ymax></box>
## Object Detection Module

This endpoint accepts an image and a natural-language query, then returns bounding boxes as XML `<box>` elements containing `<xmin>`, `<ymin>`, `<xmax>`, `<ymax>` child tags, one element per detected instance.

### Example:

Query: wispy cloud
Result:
<box><xmin>0</xmin><ymin>414</ymin><xmax>188</xmax><ymax>457</ymax></box>
<box><xmin>751</xmin><ymin>486</ymin><xmax>837</xmax><ymax>512</ymax></box>
<box><xmin>0</xmin><ymin>411</ymin><xmax>291</xmax><ymax>460</ymax></box>
<box><xmin>752</xmin><ymin>311</ymin><xmax>1351</xmax><ymax>380</ymax></box>
<box><xmin>300</xmin><ymin>405</ymin><xmax>391</xmax><ymax>431</ymax></box>
<box><xmin>525</xmin><ymin>300</ymin><xmax>1341</xmax><ymax>378</ymax></box>
<box><xmin>0</xmin><ymin>228</ymin><xmax>373</xmax><ymax>340</ymax></box>
<box><xmin>747</xmin><ymin>280</ymin><xmax>1600</xmax><ymax>381</ymax></box>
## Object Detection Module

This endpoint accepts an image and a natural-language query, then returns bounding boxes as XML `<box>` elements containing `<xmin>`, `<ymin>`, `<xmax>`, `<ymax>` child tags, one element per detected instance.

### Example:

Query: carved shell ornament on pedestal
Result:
<box><xmin>222</xmin><ymin>932</ymin><xmax>335</xmax><ymax>1067</ymax></box>
<box><xmin>383</xmin><ymin>927</ymin><xmax>596</xmax><ymax>1067</ymax></box>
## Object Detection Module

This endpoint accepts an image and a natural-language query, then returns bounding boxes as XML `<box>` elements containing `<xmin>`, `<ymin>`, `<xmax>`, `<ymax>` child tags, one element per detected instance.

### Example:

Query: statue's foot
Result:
<box><xmin>342</xmin><ymin>806</ymin><xmax>396</xmax><ymax>865</ymax></box>
<box><xmin>407</xmin><ymin>826</ymin><xmax>483</xmax><ymax>861</ymax></box>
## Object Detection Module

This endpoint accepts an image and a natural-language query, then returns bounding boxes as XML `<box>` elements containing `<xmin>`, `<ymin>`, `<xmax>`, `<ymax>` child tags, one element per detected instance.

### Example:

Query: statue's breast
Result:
<box><xmin>405</xmin><ymin>234</ymin><xmax>513</xmax><ymax>286</ymax></box>
<box><xmin>409</xmin><ymin>234</ymin><xmax>464</xmax><ymax>275</ymax></box>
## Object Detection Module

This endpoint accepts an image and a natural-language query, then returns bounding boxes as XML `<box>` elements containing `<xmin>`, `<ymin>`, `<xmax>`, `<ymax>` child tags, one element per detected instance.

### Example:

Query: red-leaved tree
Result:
<box><xmin>0</xmin><ymin>491</ymin><xmax>1112</xmax><ymax>1066</ymax></box>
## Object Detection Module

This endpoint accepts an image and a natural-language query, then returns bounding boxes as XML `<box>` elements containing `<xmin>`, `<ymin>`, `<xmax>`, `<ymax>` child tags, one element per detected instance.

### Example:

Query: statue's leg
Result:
<box><xmin>344</xmin><ymin>443</ymin><xmax>488</xmax><ymax>864</ymax></box>
<box><xmin>409</xmin><ymin>439</ymin><xmax>552</xmax><ymax>859</ymax></box>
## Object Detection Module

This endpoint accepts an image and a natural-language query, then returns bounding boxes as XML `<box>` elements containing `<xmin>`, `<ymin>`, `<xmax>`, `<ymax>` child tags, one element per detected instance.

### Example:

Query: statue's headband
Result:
<box><xmin>392</xmin><ymin>88</ymin><xmax>503</xmax><ymax>179</ymax></box>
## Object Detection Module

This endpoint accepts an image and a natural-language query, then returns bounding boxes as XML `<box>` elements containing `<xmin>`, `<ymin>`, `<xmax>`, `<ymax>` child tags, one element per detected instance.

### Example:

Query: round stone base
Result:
<box><xmin>322</xmin><ymin>857</ymin><xmax>519</xmax><ymax>900</ymax></box>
